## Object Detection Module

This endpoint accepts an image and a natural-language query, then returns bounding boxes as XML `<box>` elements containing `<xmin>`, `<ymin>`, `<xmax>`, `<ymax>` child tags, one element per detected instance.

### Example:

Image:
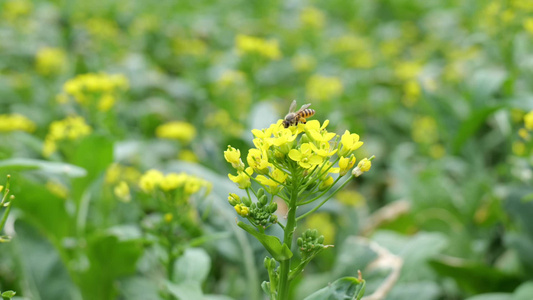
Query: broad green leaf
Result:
<box><xmin>237</xmin><ymin>221</ymin><xmax>292</xmax><ymax>261</ymax></box>
<box><xmin>513</xmin><ymin>282</ymin><xmax>533</xmax><ymax>300</ymax></box>
<box><xmin>303</xmin><ymin>277</ymin><xmax>366</xmax><ymax>300</ymax></box>
<box><xmin>429</xmin><ymin>258</ymin><xmax>521</xmax><ymax>294</ymax></box>
<box><xmin>0</xmin><ymin>158</ymin><xmax>86</xmax><ymax>177</ymax></box>
<box><xmin>451</xmin><ymin>105</ymin><xmax>504</xmax><ymax>154</ymax></box>
<box><xmin>465</xmin><ymin>293</ymin><xmax>512</xmax><ymax>300</ymax></box>
<box><xmin>174</xmin><ymin>248</ymin><xmax>211</xmax><ymax>284</ymax></box>
<box><xmin>118</xmin><ymin>277</ymin><xmax>162</xmax><ymax>300</ymax></box>
<box><xmin>167</xmin><ymin>280</ymin><xmax>204</xmax><ymax>300</ymax></box>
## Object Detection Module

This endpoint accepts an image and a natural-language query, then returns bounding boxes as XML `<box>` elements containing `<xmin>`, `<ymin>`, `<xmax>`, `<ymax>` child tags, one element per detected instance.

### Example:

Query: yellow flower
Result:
<box><xmin>394</xmin><ymin>61</ymin><xmax>423</xmax><ymax>81</ymax></box>
<box><xmin>114</xmin><ymin>181</ymin><xmax>131</xmax><ymax>202</ymax></box>
<box><xmin>339</xmin><ymin>130</ymin><xmax>363</xmax><ymax>157</ymax></box>
<box><xmin>229</xmin><ymin>167</ymin><xmax>253</xmax><ymax>189</ymax></box>
<box><xmin>139</xmin><ymin>169</ymin><xmax>164</xmax><ymax>192</ymax></box>
<box><xmin>309</xmin><ymin>141</ymin><xmax>338</xmax><ymax>158</ymax></box>
<box><xmin>288</xmin><ymin>143</ymin><xmax>323</xmax><ymax>169</ymax></box>
<box><xmin>35</xmin><ymin>47</ymin><xmax>67</xmax><ymax>76</ymax></box>
<box><xmin>412</xmin><ymin>116</ymin><xmax>438</xmax><ymax>144</ymax></box>
<box><xmin>402</xmin><ymin>80</ymin><xmax>421</xmax><ymax>107</ymax></box>
<box><xmin>524</xmin><ymin>18</ymin><xmax>533</xmax><ymax>34</ymax></box>
<box><xmin>300</xmin><ymin>7</ymin><xmax>325</xmax><ymax>29</ymax></box>
<box><xmin>164</xmin><ymin>213</ymin><xmax>174</xmax><ymax>223</ymax></box>
<box><xmin>156</xmin><ymin>121</ymin><xmax>197</xmax><ymax>144</ymax></box>
<box><xmin>61</xmin><ymin>73</ymin><xmax>128</xmax><ymax>111</ymax></box>
<box><xmin>234</xmin><ymin>204</ymin><xmax>250</xmax><ymax>217</ymax></box>
<box><xmin>352</xmin><ymin>157</ymin><xmax>371</xmax><ymax>177</ymax></box>
<box><xmin>0</xmin><ymin>114</ymin><xmax>36</xmax><ymax>133</ymax></box>
<box><xmin>179</xmin><ymin>150</ymin><xmax>198</xmax><ymax>162</ymax></box>
<box><xmin>160</xmin><ymin>173</ymin><xmax>187</xmax><ymax>191</ymax></box>
<box><xmin>236</xmin><ymin>34</ymin><xmax>281</xmax><ymax>60</ymax></box>
<box><xmin>228</xmin><ymin>193</ymin><xmax>241</xmax><ymax>206</ymax></box>
<box><xmin>524</xmin><ymin>111</ymin><xmax>533</xmax><ymax>130</ymax></box>
<box><xmin>271</xmin><ymin>127</ymin><xmax>297</xmax><ymax>152</ymax></box>
<box><xmin>46</xmin><ymin>181</ymin><xmax>68</xmax><ymax>199</ymax></box>
<box><xmin>306</xmin><ymin>75</ymin><xmax>343</xmax><ymax>102</ymax></box>
<box><xmin>338</xmin><ymin>156</ymin><xmax>356</xmax><ymax>176</ymax></box>
<box><xmin>184</xmin><ymin>177</ymin><xmax>204</xmax><ymax>195</ymax></box>
<box><xmin>519</xmin><ymin>128</ymin><xmax>530</xmax><ymax>141</ymax></box>
<box><xmin>305</xmin><ymin>120</ymin><xmax>336</xmax><ymax>142</ymax></box>
<box><xmin>98</xmin><ymin>94</ymin><xmax>115</xmax><ymax>112</ymax></box>
<box><xmin>292</xmin><ymin>54</ymin><xmax>316</xmax><ymax>72</ymax></box>
<box><xmin>319</xmin><ymin>176</ymin><xmax>334</xmax><ymax>191</ymax></box>
<box><xmin>224</xmin><ymin>146</ymin><xmax>244</xmax><ymax>170</ymax></box>
<box><xmin>247</xmin><ymin>149</ymin><xmax>270</xmax><ymax>174</ymax></box>
<box><xmin>256</xmin><ymin>168</ymin><xmax>288</xmax><ymax>194</ymax></box>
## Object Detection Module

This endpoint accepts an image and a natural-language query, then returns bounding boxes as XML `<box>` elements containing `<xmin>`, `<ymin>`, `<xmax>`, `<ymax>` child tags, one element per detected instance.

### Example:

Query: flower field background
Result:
<box><xmin>1</xmin><ymin>0</ymin><xmax>533</xmax><ymax>299</ymax></box>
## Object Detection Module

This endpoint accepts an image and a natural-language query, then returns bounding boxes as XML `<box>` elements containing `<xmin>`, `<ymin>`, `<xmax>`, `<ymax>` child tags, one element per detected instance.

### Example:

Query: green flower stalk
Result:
<box><xmin>0</xmin><ymin>175</ymin><xmax>14</xmax><ymax>243</ymax></box>
<box><xmin>224</xmin><ymin>119</ymin><xmax>373</xmax><ymax>300</ymax></box>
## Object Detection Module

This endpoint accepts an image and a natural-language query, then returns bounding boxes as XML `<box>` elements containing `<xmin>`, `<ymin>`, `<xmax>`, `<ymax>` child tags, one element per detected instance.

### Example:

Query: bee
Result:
<box><xmin>282</xmin><ymin>100</ymin><xmax>315</xmax><ymax>128</ymax></box>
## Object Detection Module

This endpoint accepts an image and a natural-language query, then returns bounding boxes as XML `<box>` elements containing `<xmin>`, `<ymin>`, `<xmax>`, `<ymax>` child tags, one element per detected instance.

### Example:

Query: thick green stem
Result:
<box><xmin>277</xmin><ymin>179</ymin><xmax>299</xmax><ymax>300</ymax></box>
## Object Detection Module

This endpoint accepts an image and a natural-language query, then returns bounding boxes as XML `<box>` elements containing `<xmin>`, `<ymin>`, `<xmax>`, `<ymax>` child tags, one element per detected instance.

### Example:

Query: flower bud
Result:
<box><xmin>228</xmin><ymin>193</ymin><xmax>241</xmax><ymax>206</ymax></box>
<box><xmin>257</xmin><ymin>188</ymin><xmax>265</xmax><ymax>198</ymax></box>
<box><xmin>268</xmin><ymin>202</ymin><xmax>278</xmax><ymax>213</ymax></box>
<box><xmin>318</xmin><ymin>176</ymin><xmax>334</xmax><ymax>191</ymax></box>
<box><xmin>264</xmin><ymin>257</ymin><xmax>271</xmax><ymax>269</ymax></box>
<box><xmin>242</xmin><ymin>196</ymin><xmax>252</xmax><ymax>206</ymax></box>
<box><xmin>259</xmin><ymin>195</ymin><xmax>268</xmax><ymax>207</ymax></box>
<box><xmin>269</xmin><ymin>214</ymin><xmax>278</xmax><ymax>223</ymax></box>
<box><xmin>317</xmin><ymin>235</ymin><xmax>324</xmax><ymax>244</ymax></box>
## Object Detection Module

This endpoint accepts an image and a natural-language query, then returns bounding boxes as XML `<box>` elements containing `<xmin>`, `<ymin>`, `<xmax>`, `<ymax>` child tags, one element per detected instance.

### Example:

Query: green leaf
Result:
<box><xmin>237</xmin><ymin>221</ymin><xmax>293</xmax><ymax>261</ymax></box>
<box><xmin>465</xmin><ymin>293</ymin><xmax>512</xmax><ymax>300</ymax></box>
<box><xmin>1</xmin><ymin>290</ymin><xmax>16</xmax><ymax>298</ymax></box>
<box><xmin>118</xmin><ymin>277</ymin><xmax>163</xmax><ymax>300</ymax></box>
<box><xmin>0</xmin><ymin>158</ymin><xmax>86</xmax><ymax>177</ymax></box>
<box><xmin>167</xmin><ymin>280</ymin><xmax>204</xmax><ymax>300</ymax></box>
<box><xmin>303</xmin><ymin>277</ymin><xmax>366</xmax><ymax>300</ymax></box>
<box><xmin>513</xmin><ymin>282</ymin><xmax>533</xmax><ymax>300</ymax></box>
<box><xmin>174</xmin><ymin>248</ymin><xmax>211</xmax><ymax>284</ymax></box>
<box><xmin>451</xmin><ymin>105</ymin><xmax>504</xmax><ymax>154</ymax></box>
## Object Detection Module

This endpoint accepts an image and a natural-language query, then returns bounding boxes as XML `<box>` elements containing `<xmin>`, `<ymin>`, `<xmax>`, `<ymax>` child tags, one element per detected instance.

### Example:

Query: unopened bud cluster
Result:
<box><xmin>228</xmin><ymin>188</ymin><xmax>278</xmax><ymax>227</ymax></box>
<box><xmin>298</xmin><ymin>228</ymin><xmax>326</xmax><ymax>258</ymax></box>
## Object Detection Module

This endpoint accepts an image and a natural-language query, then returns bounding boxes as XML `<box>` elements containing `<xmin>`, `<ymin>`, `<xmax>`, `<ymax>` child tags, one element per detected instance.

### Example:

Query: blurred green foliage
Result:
<box><xmin>1</xmin><ymin>0</ymin><xmax>533</xmax><ymax>299</ymax></box>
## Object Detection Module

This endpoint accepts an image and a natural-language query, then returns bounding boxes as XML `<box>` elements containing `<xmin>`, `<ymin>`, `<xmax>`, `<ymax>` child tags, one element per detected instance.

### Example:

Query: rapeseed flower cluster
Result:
<box><xmin>236</xmin><ymin>34</ymin><xmax>281</xmax><ymax>60</ymax></box>
<box><xmin>138</xmin><ymin>169</ymin><xmax>211</xmax><ymax>197</ymax></box>
<box><xmin>43</xmin><ymin>116</ymin><xmax>92</xmax><ymax>157</ymax></box>
<box><xmin>225</xmin><ymin>118</ymin><xmax>372</xmax><ymax>225</ymax></box>
<box><xmin>60</xmin><ymin>73</ymin><xmax>129</xmax><ymax>112</ymax></box>
<box><xmin>35</xmin><ymin>47</ymin><xmax>67</xmax><ymax>76</ymax></box>
<box><xmin>0</xmin><ymin>114</ymin><xmax>36</xmax><ymax>133</ymax></box>
<box><xmin>305</xmin><ymin>75</ymin><xmax>344</xmax><ymax>102</ymax></box>
<box><xmin>514</xmin><ymin>110</ymin><xmax>533</xmax><ymax>156</ymax></box>
<box><xmin>155</xmin><ymin>121</ymin><xmax>197</xmax><ymax>144</ymax></box>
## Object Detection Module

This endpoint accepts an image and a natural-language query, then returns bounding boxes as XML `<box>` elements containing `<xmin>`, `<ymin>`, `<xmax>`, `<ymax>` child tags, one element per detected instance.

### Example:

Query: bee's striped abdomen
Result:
<box><xmin>299</xmin><ymin>108</ymin><xmax>315</xmax><ymax>118</ymax></box>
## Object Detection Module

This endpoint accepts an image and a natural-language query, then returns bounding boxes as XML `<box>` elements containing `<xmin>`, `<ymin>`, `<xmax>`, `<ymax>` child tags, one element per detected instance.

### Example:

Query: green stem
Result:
<box><xmin>296</xmin><ymin>175</ymin><xmax>353</xmax><ymax>222</ymax></box>
<box><xmin>277</xmin><ymin>177</ymin><xmax>299</xmax><ymax>300</ymax></box>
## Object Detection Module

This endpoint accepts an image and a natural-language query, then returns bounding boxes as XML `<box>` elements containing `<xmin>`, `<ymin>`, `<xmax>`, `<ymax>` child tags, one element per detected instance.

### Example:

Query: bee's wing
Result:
<box><xmin>297</xmin><ymin>103</ymin><xmax>312</xmax><ymax>113</ymax></box>
<box><xmin>288</xmin><ymin>100</ymin><xmax>297</xmax><ymax>113</ymax></box>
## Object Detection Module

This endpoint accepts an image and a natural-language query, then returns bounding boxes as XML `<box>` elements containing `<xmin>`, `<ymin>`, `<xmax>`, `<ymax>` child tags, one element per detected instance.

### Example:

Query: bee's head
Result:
<box><xmin>282</xmin><ymin>120</ymin><xmax>289</xmax><ymax>128</ymax></box>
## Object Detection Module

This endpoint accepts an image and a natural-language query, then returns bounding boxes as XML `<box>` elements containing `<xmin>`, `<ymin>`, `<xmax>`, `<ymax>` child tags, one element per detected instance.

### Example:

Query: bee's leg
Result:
<box><xmin>300</xmin><ymin>118</ymin><xmax>307</xmax><ymax>124</ymax></box>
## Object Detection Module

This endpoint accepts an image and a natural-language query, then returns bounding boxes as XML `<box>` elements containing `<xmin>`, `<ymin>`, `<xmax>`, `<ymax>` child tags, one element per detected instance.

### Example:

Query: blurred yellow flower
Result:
<box><xmin>412</xmin><ymin>116</ymin><xmax>438</xmax><ymax>144</ymax></box>
<box><xmin>114</xmin><ymin>181</ymin><xmax>131</xmax><ymax>202</ymax></box>
<box><xmin>429</xmin><ymin>144</ymin><xmax>446</xmax><ymax>159</ymax></box>
<box><xmin>395</xmin><ymin>61</ymin><xmax>423</xmax><ymax>81</ymax></box>
<box><xmin>43</xmin><ymin>116</ymin><xmax>92</xmax><ymax>157</ymax></box>
<box><xmin>173</xmin><ymin>38</ymin><xmax>207</xmax><ymax>56</ymax></box>
<box><xmin>300</xmin><ymin>7</ymin><xmax>325</xmax><ymax>29</ymax></box>
<box><xmin>306</xmin><ymin>75</ymin><xmax>343</xmax><ymax>101</ymax></box>
<box><xmin>402</xmin><ymin>80</ymin><xmax>421</xmax><ymax>107</ymax></box>
<box><xmin>2</xmin><ymin>0</ymin><xmax>32</xmax><ymax>21</ymax></box>
<box><xmin>0</xmin><ymin>114</ymin><xmax>36</xmax><ymax>133</ymax></box>
<box><xmin>336</xmin><ymin>190</ymin><xmax>365</xmax><ymax>207</ymax></box>
<box><xmin>139</xmin><ymin>169</ymin><xmax>164</xmax><ymax>192</ymax></box>
<box><xmin>235</xmin><ymin>34</ymin><xmax>281</xmax><ymax>60</ymax></box>
<box><xmin>35</xmin><ymin>47</ymin><xmax>67</xmax><ymax>76</ymax></box>
<box><xmin>46</xmin><ymin>181</ymin><xmax>68</xmax><ymax>199</ymax></box>
<box><xmin>524</xmin><ymin>111</ymin><xmax>533</xmax><ymax>130</ymax></box>
<box><xmin>160</xmin><ymin>173</ymin><xmax>187</xmax><ymax>191</ymax></box>
<box><xmin>85</xmin><ymin>18</ymin><xmax>119</xmax><ymax>40</ymax></box>
<box><xmin>291</xmin><ymin>54</ymin><xmax>317</xmax><ymax>72</ymax></box>
<box><xmin>179</xmin><ymin>150</ymin><xmax>199</xmax><ymax>162</ymax></box>
<box><xmin>156</xmin><ymin>121</ymin><xmax>197</xmax><ymax>144</ymax></box>
<box><xmin>513</xmin><ymin>141</ymin><xmax>526</xmax><ymax>156</ymax></box>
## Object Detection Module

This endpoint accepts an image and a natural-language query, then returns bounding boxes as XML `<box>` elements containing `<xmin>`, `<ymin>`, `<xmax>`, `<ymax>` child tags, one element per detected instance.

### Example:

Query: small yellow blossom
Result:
<box><xmin>229</xmin><ymin>167</ymin><xmax>253</xmax><ymax>189</ymax></box>
<box><xmin>319</xmin><ymin>176</ymin><xmax>335</xmax><ymax>191</ymax></box>
<box><xmin>160</xmin><ymin>173</ymin><xmax>187</xmax><ymax>191</ymax></box>
<box><xmin>524</xmin><ymin>111</ymin><xmax>533</xmax><ymax>130</ymax></box>
<box><xmin>156</xmin><ymin>121</ymin><xmax>197</xmax><ymax>143</ymax></box>
<box><xmin>179</xmin><ymin>150</ymin><xmax>198</xmax><ymax>162</ymax></box>
<box><xmin>513</xmin><ymin>141</ymin><xmax>526</xmax><ymax>156</ymax></box>
<box><xmin>43</xmin><ymin>116</ymin><xmax>92</xmax><ymax>157</ymax></box>
<box><xmin>339</xmin><ymin>130</ymin><xmax>364</xmax><ymax>157</ymax></box>
<box><xmin>305</xmin><ymin>120</ymin><xmax>336</xmax><ymax>143</ymax></box>
<box><xmin>300</xmin><ymin>7</ymin><xmax>325</xmax><ymax>29</ymax></box>
<box><xmin>234</xmin><ymin>204</ymin><xmax>250</xmax><ymax>217</ymax></box>
<box><xmin>228</xmin><ymin>193</ymin><xmax>241</xmax><ymax>206</ymax></box>
<box><xmin>97</xmin><ymin>94</ymin><xmax>116</xmax><ymax>112</ymax></box>
<box><xmin>519</xmin><ymin>128</ymin><xmax>530</xmax><ymax>141</ymax></box>
<box><xmin>85</xmin><ymin>18</ymin><xmax>119</xmax><ymax>40</ymax></box>
<box><xmin>395</xmin><ymin>61</ymin><xmax>423</xmax><ymax>81</ymax></box>
<box><xmin>306</xmin><ymin>75</ymin><xmax>343</xmax><ymax>102</ymax></box>
<box><xmin>352</xmin><ymin>158</ymin><xmax>371</xmax><ymax>177</ymax></box>
<box><xmin>46</xmin><ymin>181</ymin><xmax>68</xmax><ymax>199</ymax></box>
<box><xmin>256</xmin><ymin>168</ymin><xmax>288</xmax><ymax>194</ymax></box>
<box><xmin>35</xmin><ymin>47</ymin><xmax>67</xmax><ymax>76</ymax></box>
<box><xmin>114</xmin><ymin>181</ymin><xmax>131</xmax><ymax>202</ymax></box>
<box><xmin>2</xmin><ymin>0</ymin><xmax>32</xmax><ymax>21</ymax></box>
<box><xmin>292</xmin><ymin>54</ymin><xmax>316</xmax><ymax>72</ymax></box>
<box><xmin>225</xmin><ymin>146</ymin><xmax>244</xmax><ymax>170</ymax></box>
<box><xmin>0</xmin><ymin>114</ymin><xmax>36</xmax><ymax>133</ymax></box>
<box><xmin>402</xmin><ymin>80</ymin><xmax>421</xmax><ymax>107</ymax></box>
<box><xmin>61</xmin><ymin>73</ymin><xmax>128</xmax><ymax>112</ymax></box>
<box><xmin>139</xmin><ymin>169</ymin><xmax>164</xmax><ymax>192</ymax></box>
<box><xmin>412</xmin><ymin>116</ymin><xmax>438</xmax><ymax>144</ymax></box>
<box><xmin>338</xmin><ymin>156</ymin><xmax>356</xmax><ymax>176</ymax></box>
<box><xmin>288</xmin><ymin>143</ymin><xmax>323</xmax><ymax>169</ymax></box>
<box><xmin>236</xmin><ymin>35</ymin><xmax>281</xmax><ymax>60</ymax></box>
<box><xmin>309</xmin><ymin>141</ymin><xmax>338</xmax><ymax>158</ymax></box>
<box><xmin>247</xmin><ymin>149</ymin><xmax>270</xmax><ymax>174</ymax></box>
<box><xmin>164</xmin><ymin>213</ymin><xmax>173</xmax><ymax>223</ymax></box>
<box><xmin>524</xmin><ymin>18</ymin><xmax>533</xmax><ymax>34</ymax></box>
